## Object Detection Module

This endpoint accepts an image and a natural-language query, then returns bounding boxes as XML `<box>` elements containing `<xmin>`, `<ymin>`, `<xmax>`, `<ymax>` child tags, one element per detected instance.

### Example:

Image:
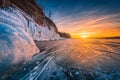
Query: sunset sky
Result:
<box><xmin>36</xmin><ymin>0</ymin><xmax>120</xmax><ymax>38</ymax></box>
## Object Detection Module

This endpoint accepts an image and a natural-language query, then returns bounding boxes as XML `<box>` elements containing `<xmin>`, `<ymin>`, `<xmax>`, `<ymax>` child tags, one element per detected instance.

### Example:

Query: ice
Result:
<box><xmin>0</xmin><ymin>39</ymin><xmax>120</xmax><ymax>80</ymax></box>
<box><xmin>0</xmin><ymin>5</ymin><xmax>59</xmax><ymax>73</ymax></box>
<box><xmin>0</xmin><ymin>7</ymin><xmax>39</xmax><ymax>73</ymax></box>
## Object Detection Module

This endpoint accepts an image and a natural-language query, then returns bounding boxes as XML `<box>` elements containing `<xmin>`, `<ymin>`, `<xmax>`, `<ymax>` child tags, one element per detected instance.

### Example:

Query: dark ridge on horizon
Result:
<box><xmin>72</xmin><ymin>36</ymin><xmax>120</xmax><ymax>39</ymax></box>
<box><xmin>90</xmin><ymin>36</ymin><xmax>120</xmax><ymax>39</ymax></box>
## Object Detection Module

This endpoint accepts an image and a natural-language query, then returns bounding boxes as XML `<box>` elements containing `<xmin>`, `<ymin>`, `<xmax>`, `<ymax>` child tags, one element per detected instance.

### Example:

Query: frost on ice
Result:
<box><xmin>0</xmin><ymin>5</ymin><xmax>59</xmax><ymax>72</ymax></box>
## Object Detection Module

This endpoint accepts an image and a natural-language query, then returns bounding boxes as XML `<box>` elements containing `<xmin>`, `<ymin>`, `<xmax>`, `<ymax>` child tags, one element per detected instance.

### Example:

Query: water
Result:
<box><xmin>0</xmin><ymin>39</ymin><xmax>120</xmax><ymax>80</ymax></box>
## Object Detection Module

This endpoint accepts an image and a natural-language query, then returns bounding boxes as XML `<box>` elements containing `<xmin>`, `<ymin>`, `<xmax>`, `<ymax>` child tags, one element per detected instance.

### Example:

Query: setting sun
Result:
<box><xmin>80</xmin><ymin>32</ymin><xmax>89</xmax><ymax>38</ymax></box>
<box><xmin>81</xmin><ymin>35</ymin><xmax>88</xmax><ymax>38</ymax></box>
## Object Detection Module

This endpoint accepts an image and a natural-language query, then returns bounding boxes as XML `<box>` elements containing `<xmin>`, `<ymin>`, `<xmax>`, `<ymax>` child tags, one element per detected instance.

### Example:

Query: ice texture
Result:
<box><xmin>0</xmin><ymin>6</ymin><xmax>59</xmax><ymax>73</ymax></box>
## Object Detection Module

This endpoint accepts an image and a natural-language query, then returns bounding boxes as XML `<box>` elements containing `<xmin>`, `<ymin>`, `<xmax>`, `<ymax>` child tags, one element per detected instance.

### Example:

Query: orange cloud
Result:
<box><xmin>54</xmin><ymin>10</ymin><xmax>120</xmax><ymax>38</ymax></box>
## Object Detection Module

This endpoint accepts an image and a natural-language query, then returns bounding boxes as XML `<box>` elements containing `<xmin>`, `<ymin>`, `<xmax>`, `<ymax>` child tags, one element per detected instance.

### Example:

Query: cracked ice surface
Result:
<box><xmin>1</xmin><ymin>39</ymin><xmax>120</xmax><ymax>80</ymax></box>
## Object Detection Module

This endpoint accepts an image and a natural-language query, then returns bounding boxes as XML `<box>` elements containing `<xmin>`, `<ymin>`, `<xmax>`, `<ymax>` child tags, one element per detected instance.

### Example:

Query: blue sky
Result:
<box><xmin>36</xmin><ymin>0</ymin><xmax>120</xmax><ymax>38</ymax></box>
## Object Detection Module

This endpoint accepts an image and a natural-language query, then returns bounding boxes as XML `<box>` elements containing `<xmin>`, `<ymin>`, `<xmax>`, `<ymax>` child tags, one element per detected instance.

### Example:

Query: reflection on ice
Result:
<box><xmin>0</xmin><ymin>39</ymin><xmax>120</xmax><ymax>80</ymax></box>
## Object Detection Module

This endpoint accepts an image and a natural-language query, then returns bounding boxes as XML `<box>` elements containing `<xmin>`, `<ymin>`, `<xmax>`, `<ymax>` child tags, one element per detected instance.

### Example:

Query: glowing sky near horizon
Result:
<box><xmin>36</xmin><ymin>0</ymin><xmax>120</xmax><ymax>38</ymax></box>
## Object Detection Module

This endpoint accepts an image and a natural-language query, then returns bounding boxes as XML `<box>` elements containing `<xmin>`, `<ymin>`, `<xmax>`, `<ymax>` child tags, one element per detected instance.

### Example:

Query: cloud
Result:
<box><xmin>53</xmin><ymin>9</ymin><xmax>120</xmax><ymax>37</ymax></box>
<box><xmin>36</xmin><ymin>0</ymin><xmax>120</xmax><ymax>37</ymax></box>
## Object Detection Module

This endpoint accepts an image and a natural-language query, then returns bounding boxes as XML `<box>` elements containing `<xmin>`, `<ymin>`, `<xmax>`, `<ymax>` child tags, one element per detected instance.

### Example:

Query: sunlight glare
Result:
<box><xmin>81</xmin><ymin>32</ymin><xmax>89</xmax><ymax>38</ymax></box>
<box><xmin>81</xmin><ymin>35</ymin><xmax>88</xmax><ymax>38</ymax></box>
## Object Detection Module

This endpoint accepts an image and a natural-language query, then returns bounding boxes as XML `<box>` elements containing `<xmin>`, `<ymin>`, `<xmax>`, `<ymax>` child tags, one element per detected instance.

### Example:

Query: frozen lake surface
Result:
<box><xmin>0</xmin><ymin>39</ymin><xmax>120</xmax><ymax>80</ymax></box>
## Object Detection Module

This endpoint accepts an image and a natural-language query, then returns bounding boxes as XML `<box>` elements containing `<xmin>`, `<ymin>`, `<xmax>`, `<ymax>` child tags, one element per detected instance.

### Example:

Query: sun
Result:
<box><xmin>81</xmin><ymin>35</ymin><xmax>88</xmax><ymax>38</ymax></box>
<box><xmin>80</xmin><ymin>32</ymin><xmax>89</xmax><ymax>38</ymax></box>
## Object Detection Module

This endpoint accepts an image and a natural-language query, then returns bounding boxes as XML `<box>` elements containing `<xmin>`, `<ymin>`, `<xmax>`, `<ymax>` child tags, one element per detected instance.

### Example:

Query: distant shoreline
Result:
<box><xmin>72</xmin><ymin>36</ymin><xmax>120</xmax><ymax>39</ymax></box>
<box><xmin>90</xmin><ymin>36</ymin><xmax>120</xmax><ymax>39</ymax></box>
